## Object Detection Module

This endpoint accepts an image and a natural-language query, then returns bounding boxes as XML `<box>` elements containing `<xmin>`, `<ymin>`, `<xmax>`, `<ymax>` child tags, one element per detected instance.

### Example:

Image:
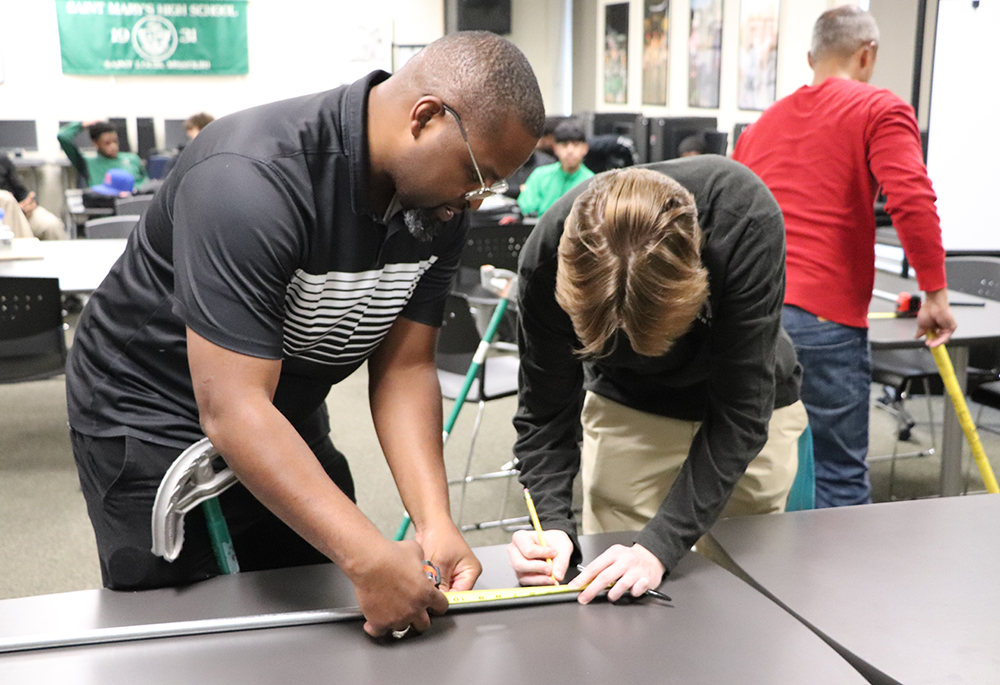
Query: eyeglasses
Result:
<box><xmin>441</xmin><ymin>103</ymin><xmax>508</xmax><ymax>201</ymax></box>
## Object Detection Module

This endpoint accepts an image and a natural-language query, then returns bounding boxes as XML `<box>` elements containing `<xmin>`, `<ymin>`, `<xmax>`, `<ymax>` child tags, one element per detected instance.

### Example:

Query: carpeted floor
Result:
<box><xmin>1</xmin><ymin>337</ymin><xmax>998</xmax><ymax>600</ymax></box>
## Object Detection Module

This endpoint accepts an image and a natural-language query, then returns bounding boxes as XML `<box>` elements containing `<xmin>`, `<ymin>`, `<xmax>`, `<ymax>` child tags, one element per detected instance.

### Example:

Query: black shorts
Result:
<box><xmin>72</xmin><ymin>406</ymin><xmax>355</xmax><ymax>591</ymax></box>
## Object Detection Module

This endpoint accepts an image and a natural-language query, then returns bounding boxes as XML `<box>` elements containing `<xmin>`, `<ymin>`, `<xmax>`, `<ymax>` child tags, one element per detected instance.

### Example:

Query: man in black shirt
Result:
<box><xmin>67</xmin><ymin>32</ymin><xmax>543</xmax><ymax>638</ymax></box>
<box><xmin>508</xmin><ymin>158</ymin><xmax>806</xmax><ymax>602</ymax></box>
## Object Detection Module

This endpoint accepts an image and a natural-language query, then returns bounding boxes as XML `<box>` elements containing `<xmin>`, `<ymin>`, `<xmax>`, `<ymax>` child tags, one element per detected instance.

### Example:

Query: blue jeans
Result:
<box><xmin>782</xmin><ymin>305</ymin><xmax>872</xmax><ymax>507</ymax></box>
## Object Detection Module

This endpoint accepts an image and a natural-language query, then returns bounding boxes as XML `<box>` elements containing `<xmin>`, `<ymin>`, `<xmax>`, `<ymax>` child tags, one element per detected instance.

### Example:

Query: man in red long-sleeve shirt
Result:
<box><xmin>733</xmin><ymin>5</ymin><xmax>956</xmax><ymax>507</ymax></box>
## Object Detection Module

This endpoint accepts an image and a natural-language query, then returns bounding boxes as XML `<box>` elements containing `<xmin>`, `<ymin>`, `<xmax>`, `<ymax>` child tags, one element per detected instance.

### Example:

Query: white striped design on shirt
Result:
<box><xmin>283</xmin><ymin>257</ymin><xmax>437</xmax><ymax>365</ymax></box>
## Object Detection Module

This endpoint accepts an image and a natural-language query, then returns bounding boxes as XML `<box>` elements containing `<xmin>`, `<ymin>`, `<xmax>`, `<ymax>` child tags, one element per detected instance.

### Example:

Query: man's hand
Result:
<box><xmin>508</xmin><ymin>528</ymin><xmax>574</xmax><ymax>586</ymax></box>
<box><xmin>18</xmin><ymin>191</ymin><xmax>36</xmax><ymax>219</ymax></box>
<box><xmin>415</xmin><ymin>519</ymin><xmax>481</xmax><ymax>591</ymax></box>
<box><xmin>569</xmin><ymin>543</ymin><xmax>665</xmax><ymax>604</ymax></box>
<box><xmin>917</xmin><ymin>288</ymin><xmax>957</xmax><ymax>347</ymax></box>
<box><xmin>350</xmin><ymin>539</ymin><xmax>450</xmax><ymax>638</ymax></box>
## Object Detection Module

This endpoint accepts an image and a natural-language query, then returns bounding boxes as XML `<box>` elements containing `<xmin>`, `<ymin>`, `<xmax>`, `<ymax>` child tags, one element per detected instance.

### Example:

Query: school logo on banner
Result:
<box><xmin>55</xmin><ymin>1</ymin><xmax>249</xmax><ymax>76</ymax></box>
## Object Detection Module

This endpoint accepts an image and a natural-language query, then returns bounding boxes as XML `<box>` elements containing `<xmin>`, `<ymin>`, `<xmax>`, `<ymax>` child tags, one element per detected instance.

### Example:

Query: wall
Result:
<box><xmin>0</xmin><ymin>1</ymin><xmax>443</xmax><ymax>210</ymax></box>
<box><xmin>574</xmin><ymin>0</ymin><xmax>896</xmax><ymax>146</ymax></box>
<box><xmin>0</xmin><ymin>1</ymin><xmax>443</xmax><ymax>157</ymax></box>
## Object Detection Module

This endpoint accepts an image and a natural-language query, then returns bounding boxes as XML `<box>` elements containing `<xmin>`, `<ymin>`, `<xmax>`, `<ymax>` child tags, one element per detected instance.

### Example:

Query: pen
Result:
<box><xmin>576</xmin><ymin>564</ymin><xmax>672</xmax><ymax>602</ymax></box>
<box><xmin>523</xmin><ymin>488</ymin><xmax>556</xmax><ymax>580</ymax></box>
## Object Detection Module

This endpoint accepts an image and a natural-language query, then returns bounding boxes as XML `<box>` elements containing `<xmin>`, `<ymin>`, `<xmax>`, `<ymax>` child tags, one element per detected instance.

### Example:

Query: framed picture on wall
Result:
<box><xmin>737</xmin><ymin>0</ymin><xmax>780</xmax><ymax>111</ymax></box>
<box><xmin>642</xmin><ymin>1</ymin><xmax>669</xmax><ymax>106</ymax></box>
<box><xmin>688</xmin><ymin>0</ymin><xmax>723</xmax><ymax>109</ymax></box>
<box><xmin>604</xmin><ymin>3</ymin><xmax>630</xmax><ymax>105</ymax></box>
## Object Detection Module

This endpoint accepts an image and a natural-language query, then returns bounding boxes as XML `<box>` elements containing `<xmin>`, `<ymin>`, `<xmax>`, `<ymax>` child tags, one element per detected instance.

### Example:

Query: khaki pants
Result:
<box><xmin>28</xmin><ymin>205</ymin><xmax>68</xmax><ymax>240</ymax></box>
<box><xmin>0</xmin><ymin>190</ymin><xmax>33</xmax><ymax>238</ymax></box>
<box><xmin>580</xmin><ymin>392</ymin><xmax>809</xmax><ymax>534</ymax></box>
<box><xmin>0</xmin><ymin>190</ymin><xmax>66</xmax><ymax>240</ymax></box>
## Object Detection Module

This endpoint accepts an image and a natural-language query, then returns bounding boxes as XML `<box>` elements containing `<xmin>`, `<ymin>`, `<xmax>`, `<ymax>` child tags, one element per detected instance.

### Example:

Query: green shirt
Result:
<box><xmin>57</xmin><ymin>122</ymin><xmax>149</xmax><ymax>187</ymax></box>
<box><xmin>517</xmin><ymin>162</ymin><xmax>594</xmax><ymax>216</ymax></box>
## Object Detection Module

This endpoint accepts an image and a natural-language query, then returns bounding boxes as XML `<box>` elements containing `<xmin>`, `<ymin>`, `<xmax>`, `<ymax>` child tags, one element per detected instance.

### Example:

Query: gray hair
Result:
<box><xmin>397</xmin><ymin>31</ymin><xmax>545</xmax><ymax>139</ymax></box>
<box><xmin>810</xmin><ymin>5</ymin><xmax>879</xmax><ymax>62</ymax></box>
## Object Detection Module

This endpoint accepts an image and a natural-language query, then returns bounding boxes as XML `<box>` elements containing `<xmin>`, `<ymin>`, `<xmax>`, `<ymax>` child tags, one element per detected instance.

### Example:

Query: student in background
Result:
<box><xmin>732</xmin><ymin>5</ymin><xmax>955</xmax><ymax>508</ymax></box>
<box><xmin>517</xmin><ymin>122</ymin><xmax>594</xmax><ymax>216</ymax></box>
<box><xmin>184</xmin><ymin>112</ymin><xmax>215</xmax><ymax>141</ymax></box>
<box><xmin>58</xmin><ymin>120</ymin><xmax>148</xmax><ymax>188</ymax></box>
<box><xmin>0</xmin><ymin>152</ymin><xmax>67</xmax><ymax>240</ymax></box>
<box><xmin>677</xmin><ymin>133</ymin><xmax>708</xmax><ymax>157</ymax></box>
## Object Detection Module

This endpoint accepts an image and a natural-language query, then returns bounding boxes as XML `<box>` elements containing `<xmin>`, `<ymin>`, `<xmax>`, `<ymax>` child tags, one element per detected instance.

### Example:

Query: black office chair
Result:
<box><xmin>84</xmin><ymin>214</ymin><xmax>140</xmax><ymax>239</ymax></box>
<box><xmin>873</xmin><ymin>256</ymin><xmax>1000</xmax><ymax>496</ymax></box>
<box><xmin>583</xmin><ymin>134</ymin><xmax>637</xmax><ymax>173</ymax></box>
<box><xmin>947</xmin><ymin>257</ymin><xmax>1000</xmax><ymax>454</ymax></box>
<box><xmin>114</xmin><ymin>195</ymin><xmax>153</xmax><ymax>217</ymax></box>
<box><xmin>437</xmin><ymin>293</ymin><xmax>522</xmax><ymax>531</ymax></box>
<box><xmin>0</xmin><ymin>277</ymin><xmax>67</xmax><ymax>383</ymax></box>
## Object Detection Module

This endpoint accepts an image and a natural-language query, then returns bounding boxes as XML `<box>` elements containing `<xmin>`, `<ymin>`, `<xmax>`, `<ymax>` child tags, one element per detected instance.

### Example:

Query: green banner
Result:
<box><xmin>56</xmin><ymin>1</ymin><xmax>249</xmax><ymax>76</ymax></box>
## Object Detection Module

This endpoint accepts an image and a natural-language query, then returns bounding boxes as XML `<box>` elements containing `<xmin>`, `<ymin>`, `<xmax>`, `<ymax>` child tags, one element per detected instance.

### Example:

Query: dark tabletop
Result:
<box><xmin>0</xmin><ymin>532</ymin><xmax>865</xmax><ymax>684</ymax></box>
<box><xmin>708</xmin><ymin>495</ymin><xmax>1000</xmax><ymax>685</ymax></box>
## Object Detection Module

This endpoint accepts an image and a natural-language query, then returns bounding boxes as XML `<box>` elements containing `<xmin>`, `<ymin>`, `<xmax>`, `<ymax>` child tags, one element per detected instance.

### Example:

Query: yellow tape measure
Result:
<box><xmin>445</xmin><ymin>584</ymin><xmax>582</xmax><ymax>606</ymax></box>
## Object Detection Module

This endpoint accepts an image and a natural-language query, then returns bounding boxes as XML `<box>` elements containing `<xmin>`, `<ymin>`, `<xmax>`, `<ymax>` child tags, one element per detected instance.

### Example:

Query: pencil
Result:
<box><xmin>523</xmin><ymin>488</ymin><xmax>556</xmax><ymax>581</ymax></box>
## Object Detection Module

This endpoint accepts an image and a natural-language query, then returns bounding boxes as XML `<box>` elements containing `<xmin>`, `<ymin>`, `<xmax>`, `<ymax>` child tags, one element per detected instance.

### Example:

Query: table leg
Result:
<box><xmin>940</xmin><ymin>345</ymin><xmax>968</xmax><ymax>496</ymax></box>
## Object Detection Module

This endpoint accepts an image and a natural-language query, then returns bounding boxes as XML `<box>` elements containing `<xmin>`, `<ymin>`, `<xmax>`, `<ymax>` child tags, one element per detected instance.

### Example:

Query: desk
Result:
<box><xmin>709</xmin><ymin>496</ymin><xmax>1000</xmax><ymax>684</ymax></box>
<box><xmin>0</xmin><ymin>239</ymin><xmax>126</xmax><ymax>293</ymax></box>
<box><xmin>870</xmin><ymin>270</ymin><xmax>1000</xmax><ymax>495</ymax></box>
<box><xmin>0</xmin><ymin>533</ymin><xmax>864</xmax><ymax>684</ymax></box>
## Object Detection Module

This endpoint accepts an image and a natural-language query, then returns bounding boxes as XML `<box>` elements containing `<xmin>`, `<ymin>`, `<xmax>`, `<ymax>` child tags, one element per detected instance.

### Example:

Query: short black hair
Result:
<box><xmin>554</xmin><ymin>122</ymin><xmax>587</xmax><ymax>144</ymax></box>
<box><xmin>399</xmin><ymin>31</ymin><xmax>545</xmax><ymax>139</ymax></box>
<box><xmin>678</xmin><ymin>134</ymin><xmax>708</xmax><ymax>156</ymax></box>
<box><xmin>89</xmin><ymin>122</ymin><xmax>116</xmax><ymax>142</ymax></box>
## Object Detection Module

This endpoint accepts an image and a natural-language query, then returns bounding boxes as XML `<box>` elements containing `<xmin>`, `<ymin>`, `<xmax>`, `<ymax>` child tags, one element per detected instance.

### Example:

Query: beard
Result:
<box><xmin>403</xmin><ymin>208</ymin><xmax>446</xmax><ymax>242</ymax></box>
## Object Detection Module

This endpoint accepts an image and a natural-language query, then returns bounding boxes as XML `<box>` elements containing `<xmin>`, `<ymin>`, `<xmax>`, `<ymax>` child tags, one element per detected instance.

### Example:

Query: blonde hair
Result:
<box><xmin>555</xmin><ymin>168</ymin><xmax>709</xmax><ymax>358</ymax></box>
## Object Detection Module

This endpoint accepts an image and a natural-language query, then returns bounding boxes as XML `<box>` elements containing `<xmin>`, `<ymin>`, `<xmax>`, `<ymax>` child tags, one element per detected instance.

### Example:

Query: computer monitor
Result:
<box><xmin>137</xmin><ymin>117</ymin><xmax>156</xmax><ymax>161</ymax></box>
<box><xmin>0</xmin><ymin>120</ymin><xmax>39</xmax><ymax>154</ymax></box>
<box><xmin>580</xmin><ymin>112</ymin><xmax>649</xmax><ymax>164</ymax></box>
<box><xmin>732</xmin><ymin>123</ymin><xmax>752</xmax><ymax>149</ymax></box>
<box><xmin>164</xmin><ymin>119</ymin><xmax>188</xmax><ymax>150</ymax></box>
<box><xmin>647</xmin><ymin>117</ymin><xmax>718</xmax><ymax>161</ymax></box>
<box><xmin>59</xmin><ymin>121</ymin><xmax>95</xmax><ymax>151</ymax></box>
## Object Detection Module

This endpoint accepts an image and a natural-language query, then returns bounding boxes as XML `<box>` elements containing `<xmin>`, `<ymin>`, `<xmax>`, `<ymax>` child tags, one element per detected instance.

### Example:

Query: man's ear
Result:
<box><xmin>409</xmin><ymin>96</ymin><xmax>445</xmax><ymax>140</ymax></box>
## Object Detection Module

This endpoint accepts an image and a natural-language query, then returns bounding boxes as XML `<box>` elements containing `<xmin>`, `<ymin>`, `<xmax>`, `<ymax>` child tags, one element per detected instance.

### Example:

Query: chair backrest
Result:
<box><xmin>437</xmin><ymin>293</ymin><xmax>483</xmax><ymax>375</ymax></box>
<box><xmin>84</xmin><ymin>214</ymin><xmax>141</xmax><ymax>239</ymax></box>
<box><xmin>945</xmin><ymin>256</ymin><xmax>1000</xmax><ymax>372</ymax></box>
<box><xmin>114</xmin><ymin>194</ymin><xmax>153</xmax><ymax>217</ymax></box>
<box><xmin>945</xmin><ymin>256</ymin><xmax>1000</xmax><ymax>301</ymax></box>
<box><xmin>460</xmin><ymin>221</ymin><xmax>535</xmax><ymax>274</ymax></box>
<box><xmin>0</xmin><ymin>276</ymin><xmax>66</xmax><ymax>383</ymax></box>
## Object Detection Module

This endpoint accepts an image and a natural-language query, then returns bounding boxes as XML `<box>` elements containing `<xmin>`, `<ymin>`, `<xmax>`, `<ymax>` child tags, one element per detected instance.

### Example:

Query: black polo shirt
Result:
<box><xmin>67</xmin><ymin>71</ymin><xmax>467</xmax><ymax>449</ymax></box>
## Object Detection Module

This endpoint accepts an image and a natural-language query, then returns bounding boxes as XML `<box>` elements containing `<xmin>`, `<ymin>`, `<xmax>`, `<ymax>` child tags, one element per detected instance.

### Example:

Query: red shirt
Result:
<box><xmin>732</xmin><ymin>77</ymin><xmax>946</xmax><ymax>328</ymax></box>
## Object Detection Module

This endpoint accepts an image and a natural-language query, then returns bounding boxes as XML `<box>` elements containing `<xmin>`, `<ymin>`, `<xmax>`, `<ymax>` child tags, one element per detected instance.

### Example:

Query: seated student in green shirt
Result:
<box><xmin>58</xmin><ymin>121</ymin><xmax>148</xmax><ymax>187</ymax></box>
<box><xmin>517</xmin><ymin>122</ymin><xmax>593</xmax><ymax>216</ymax></box>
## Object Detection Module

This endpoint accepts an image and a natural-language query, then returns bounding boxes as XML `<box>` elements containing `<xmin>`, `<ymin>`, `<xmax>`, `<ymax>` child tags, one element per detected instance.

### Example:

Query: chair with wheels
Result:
<box><xmin>436</xmin><ymin>292</ymin><xmax>522</xmax><ymax>531</ymax></box>
<box><xmin>84</xmin><ymin>214</ymin><xmax>141</xmax><ymax>239</ymax></box>
<box><xmin>0</xmin><ymin>277</ymin><xmax>66</xmax><ymax>383</ymax></box>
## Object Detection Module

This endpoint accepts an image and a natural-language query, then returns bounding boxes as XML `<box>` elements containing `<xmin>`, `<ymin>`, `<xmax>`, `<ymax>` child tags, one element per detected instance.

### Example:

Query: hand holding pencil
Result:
<box><xmin>506</xmin><ymin>489</ymin><xmax>574</xmax><ymax>586</ymax></box>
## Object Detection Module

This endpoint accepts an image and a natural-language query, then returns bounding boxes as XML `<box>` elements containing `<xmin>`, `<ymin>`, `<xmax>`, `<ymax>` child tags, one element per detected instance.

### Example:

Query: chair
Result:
<box><xmin>114</xmin><ymin>194</ymin><xmax>153</xmax><ymax>217</ymax></box>
<box><xmin>785</xmin><ymin>424</ymin><xmax>816</xmax><ymax>512</ymax></box>
<box><xmin>872</xmin><ymin>256</ymin><xmax>1000</xmax><ymax>496</ymax></box>
<box><xmin>0</xmin><ymin>277</ymin><xmax>66</xmax><ymax>383</ymax></box>
<box><xmin>436</xmin><ymin>293</ymin><xmax>522</xmax><ymax>531</ymax></box>
<box><xmin>84</xmin><ymin>214</ymin><xmax>141</xmax><ymax>239</ymax></box>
